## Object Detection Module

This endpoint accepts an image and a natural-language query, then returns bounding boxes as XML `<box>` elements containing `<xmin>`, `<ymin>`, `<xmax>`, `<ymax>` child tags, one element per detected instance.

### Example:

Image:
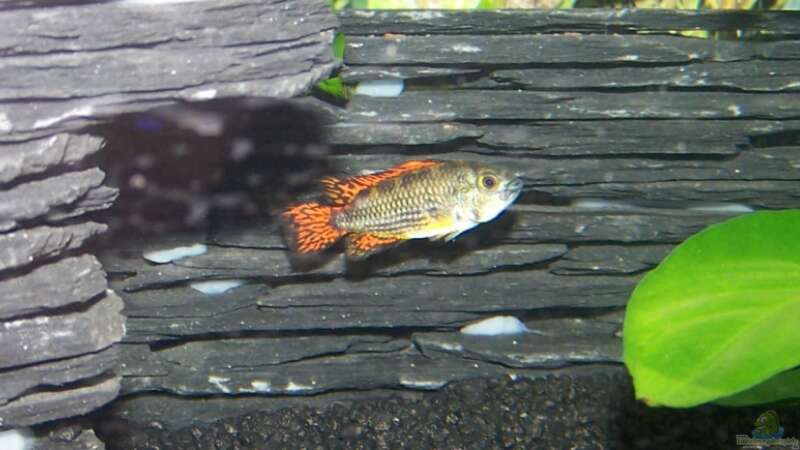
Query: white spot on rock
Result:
<box><xmin>460</xmin><ymin>316</ymin><xmax>529</xmax><ymax>336</ymax></box>
<box><xmin>0</xmin><ymin>428</ymin><xmax>34</xmax><ymax>450</ymax></box>
<box><xmin>190</xmin><ymin>89</ymin><xmax>217</xmax><ymax>100</ymax></box>
<box><xmin>251</xmin><ymin>380</ymin><xmax>271</xmax><ymax>393</ymax></box>
<box><xmin>285</xmin><ymin>381</ymin><xmax>313</xmax><ymax>393</ymax></box>
<box><xmin>190</xmin><ymin>279</ymin><xmax>244</xmax><ymax>295</ymax></box>
<box><xmin>208</xmin><ymin>375</ymin><xmax>231</xmax><ymax>393</ymax></box>
<box><xmin>451</xmin><ymin>44</ymin><xmax>481</xmax><ymax>53</ymax></box>
<box><xmin>399</xmin><ymin>377</ymin><xmax>448</xmax><ymax>389</ymax></box>
<box><xmin>688</xmin><ymin>203</ymin><xmax>754</xmax><ymax>213</ymax></box>
<box><xmin>0</xmin><ymin>112</ymin><xmax>12</xmax><ymax>133</ymax></box>
<box><xmin>143</xmin><ymin>244</ymin><xmax>207</xmax><ymax>264</ymax></box>
<box><xmin>355</xmin><ymin>79</ymin><xmax>405</xmax><ymax>98</ymax></box>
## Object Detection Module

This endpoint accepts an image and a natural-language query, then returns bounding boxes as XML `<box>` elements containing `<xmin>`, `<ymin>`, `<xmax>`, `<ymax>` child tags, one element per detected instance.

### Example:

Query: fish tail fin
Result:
<box><xmin>282</xmin><ymin>202</ymin><xmax>344</xmax><ymax>254</ymax></box>
<box><xmin>345</xmin><ymin>233</ymin><xmax>401</xmax><ymax>259</ymax></box>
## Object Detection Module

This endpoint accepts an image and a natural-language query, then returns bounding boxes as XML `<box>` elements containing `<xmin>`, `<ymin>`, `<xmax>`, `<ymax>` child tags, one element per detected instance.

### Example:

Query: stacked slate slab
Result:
<box><xmin>0</xmin><ymin>0</ymin><xmax>337</xmax><ymax>441</ymax></box>
<box><xmin>96</xmin><ymin>9</ymin><xmax>800</xmax><ymax>442</ymax></box>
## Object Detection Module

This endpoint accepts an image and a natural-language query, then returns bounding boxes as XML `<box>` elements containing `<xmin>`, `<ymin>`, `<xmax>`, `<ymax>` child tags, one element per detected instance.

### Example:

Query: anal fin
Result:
<box><xmin>345</xmin><ymin>233</ymin><xmax>401</xmax><ymax>259</ymax></box>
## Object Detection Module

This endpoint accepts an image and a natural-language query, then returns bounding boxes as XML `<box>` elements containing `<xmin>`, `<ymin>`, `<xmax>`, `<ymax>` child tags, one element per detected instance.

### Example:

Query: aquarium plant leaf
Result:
<box><xmin>716</xmin><ymin>368</ymin><xmax>800</xmax><ymax>407</ymax></box>
<box><xmin>624</xmin><ymin>210</ymin><xmax>800</xmax><ymax>407</ymax></box>
<box><xmin>332</xmin><ymin>32</ymin><xmax>346</xmax><ymax>60</ymax></box>
<box><xmin>315</xmin><ymin>76</ymin><xmax>350</xmax><ymax>101</ymax></box>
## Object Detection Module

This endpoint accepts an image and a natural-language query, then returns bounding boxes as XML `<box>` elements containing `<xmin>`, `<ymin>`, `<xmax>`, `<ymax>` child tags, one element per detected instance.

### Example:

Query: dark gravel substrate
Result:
<box><xmin>97</xmin><ymin>370</ymin><xmax>799</xmax><ymax>450</ymax></box>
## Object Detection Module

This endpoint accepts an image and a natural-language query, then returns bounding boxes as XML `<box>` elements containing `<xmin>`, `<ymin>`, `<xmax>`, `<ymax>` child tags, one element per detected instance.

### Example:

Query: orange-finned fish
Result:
<box><xmin>282</xmin><ymin>159</ymin><xmax>523</xmax><ymax>259</ymax></box>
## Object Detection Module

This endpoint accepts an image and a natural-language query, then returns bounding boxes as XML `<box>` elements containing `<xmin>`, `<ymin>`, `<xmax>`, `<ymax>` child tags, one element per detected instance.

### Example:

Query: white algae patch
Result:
<box><xmin>461</xmin><ymin>316</ymin><xmax>529</xmax><ymax>336</ymax></box>
<box><xmin>571</xmin><ymin>199</ymin><xmax>639</xmax><ymax>211</ymax></box>
<box><xmin>208</xmin><ymin>375</ymin><xmax>231</xmax><ymax>393</ymax></box>
<box><xmin>451</xmin><ymin>44</ymin><xmax>481</xmax><ymax>53</ymax></box>
<box><xmin>688</xmin><ymin>203</ymin><xmax>754</xmax><ymax>213</ymax></box>
<box><xmin>0</xmin><ymin>428</ymin><xmax>34</xmax><ymax>450</ymax></box>
<box><xmin>143</xmin><ymin>243</ymin><xmax>207</xmax><ymax>264</ymax></box>
<box><xmin>355</xmin><ymin>79</ymin><xmax>405</xmax><ymax>98</ymax></box>
<box><xmin>399</xmin><ymin>377</ymin><xmax>448</xmax><ymax>389</ymax></box>
<box><xmin>251</xmin><ymin>380</ymin><xmax>272</xmax><ymax>393</ymax></box>
<box><xmin>285</xmin><ymin>381</ymin><xmax>313</xmax><ymax>393</ymax></box>
<box><xmin>190</xmin><ymin>279</ymin><xmax>245</xmax><ymax>295</ymax></box>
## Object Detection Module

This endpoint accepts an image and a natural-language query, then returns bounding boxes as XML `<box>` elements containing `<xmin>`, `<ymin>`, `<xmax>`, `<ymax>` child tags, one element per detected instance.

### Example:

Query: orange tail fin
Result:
<box><xmin>282</xmin><ymin>202</ymin><xmax>344</xmax><ymax>254</ymax></box>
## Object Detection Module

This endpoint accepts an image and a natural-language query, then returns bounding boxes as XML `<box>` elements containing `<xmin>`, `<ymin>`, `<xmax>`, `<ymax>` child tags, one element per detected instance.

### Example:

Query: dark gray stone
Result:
<box><xmin>508</xmin><ymin>205</ymin><xmax>732</xmax><ymax>244</ymax></box>
<box><xmin>492</xmin><ymin>60</ymin><xmax>800</xmax><ymax>92</ymax></box>
<box><xmin>341</xmin><ymin>66</ymin><xmax>481</xmax><ymax>83</ymax></box>
<box><xmin>120</xmin><ymin>269</ymin><xmax>635</xmax><ymax>343</ymax></box>
<box><xmin>0</xmin><ymin>222</ymin><xmax>107</xmax><ymax>273</ymax></box>
<box><xmin>538</xmin><ymin>180</ymin><xmax>800</xmax><ymax>210</ymax></box>
<box><xmin>0</xmin><ymin>347</ymin><xmax>119</xmax><ymax>406</ymax></box>
<box><xmin>338</xmin><ymin>9</ymin><xmax>800</xmax><ymax>34</ymax></box>
<box><xmin>0</xmin><ymin>292</ymin><xmax>124</xmax><ymax>370</ymax></box>
<box><xmin>549</xmin><ymin>245</ymin><xmax>673</xmax><ymax>275</ymax></box>
<box><xmin>345</xmin><ymin>91</ymin><xmax>800</xmax><ymax>122</ymax></box>
<box><xmin>119</xmin><ymin>338</ymin><xmax>611</xmax><ymax>398</ymax></box>
<box><xmin>0</xmin><ymin>255</ymin><xmax>107</xmax><ymax>319</ymax></box>
<box><xmin>114</xmin><ymin>243</ymin><xmax>566</xmax><ymax>292</ymax></box>
<box><xmin>0</xmin><ymin>0</ymin><xmax>338</xmax><ymax>141</ymax></box>
<box><xmin>414</xmin><ymin>328</ymin><xmax>621</xmax><ymax>368</ymax></box>
<box><xmin>0</xmin><ymin>376</ymin><xmax>120</xmax><ymax>428</ymax></box>
<box><xmin>0</xmin><ymin>134</ymin><xmax>104</xmax><ymax>185</ymax></box>
<box><xmin>475</xmin><ymin>121</ymin><xmax>789</xmax><ymax>156</ymax></box>
<box><xmin>325</xmin><ymin>122</ymin><xmax>483</xmax><ymax>146</ymax></box>
<box><xmin>0</xmin><ymin>168</ymin><xmax>118</xmax><ymax>232</ymax></box>
<box><xmin>345</xmin><ymin>34</ymin><xmax>784</xmax><ymax>66</ymax></box>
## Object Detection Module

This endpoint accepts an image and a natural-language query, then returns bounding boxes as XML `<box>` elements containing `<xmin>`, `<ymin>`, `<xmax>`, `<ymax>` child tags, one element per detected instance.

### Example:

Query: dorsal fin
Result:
<box><xmin>321</xmin><ymin>159</ymin><xmax>442</xmax><ymax>206</ymax></box>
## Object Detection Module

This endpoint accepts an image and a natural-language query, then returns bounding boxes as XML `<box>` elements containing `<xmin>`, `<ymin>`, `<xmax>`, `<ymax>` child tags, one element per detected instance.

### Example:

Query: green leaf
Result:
<box><xmin>623</xmin><ymin>210</ymin><xmax>800</xmax><ymax>407</ymax></box>
<box><xmin>717</xmin><ymin>368</ymin><xmax>800</xmax><ymax>407</ymax></box>
<box><xmin>332</xmin><ymin>32</ymin><xmax>346</xmax><ymax>60</ymax></box>
<box><xmin>315</xmin><ymin>76</ymin><xmax>350</xmax><ymax>101</ymax></box>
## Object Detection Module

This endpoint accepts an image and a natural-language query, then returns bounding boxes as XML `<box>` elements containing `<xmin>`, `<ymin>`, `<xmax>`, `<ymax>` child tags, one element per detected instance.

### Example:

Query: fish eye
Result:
<box><xmin>481</xmin><ymin>175</ymin><xmax>497</xmax><ymax>190</ymax></box>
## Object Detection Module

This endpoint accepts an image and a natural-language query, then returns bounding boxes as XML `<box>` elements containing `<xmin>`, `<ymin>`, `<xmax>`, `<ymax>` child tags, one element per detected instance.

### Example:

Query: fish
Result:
<box><xmin>281</xmin><ymin>159</ymin><xmax>523</xmax><ymax>259</ymax></box>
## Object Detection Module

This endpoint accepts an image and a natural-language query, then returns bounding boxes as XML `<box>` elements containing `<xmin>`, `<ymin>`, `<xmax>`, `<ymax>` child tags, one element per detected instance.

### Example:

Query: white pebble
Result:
<box><xmin>0</xmin><ymin>428</ymin><xmax>34</xmax><ymax>450</ymax></box>
<box><xmin>190</xmin><ymin>279</ymin><xmax>244</xmax><ymax>295</ymax></box>
<box><xmin>460</xmin><ymin>316</ymin><xmax>529</xmax><ymax>336</ymax></box>
<box><xmin>688</xmin><ymin>203</ymin><xmax>754</xmax><ymax>213</ymax></box>
<box><xmin>143</xmin><ymin>244</ymin><xmax>207</xmax><ymax>264</ymax></box>
<box><xmin>355</xmin><ymin>79</ymin><xmax>405</xmax><ymax>98</ymax></box>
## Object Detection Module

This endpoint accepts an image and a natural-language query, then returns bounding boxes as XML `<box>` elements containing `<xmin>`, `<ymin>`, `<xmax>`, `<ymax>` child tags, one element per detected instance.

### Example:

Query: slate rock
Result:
<box><xmin>0</xmin><ymin>168</ymin><xmax>118</xmax><ymax>232</ymax></box>
<box><xmin>345</xmin><ymin>33</ymin><xmax>775</xmax><ymax>65</ymax></box>
<box><xmin>549</xmin><ymin>245</ymin><xmax>673</xmax><ymax>275</ymax></box>
<box><xmin>0</xmin><ymin>376</ymin><xmax>120</xmax><ymax>428</ymax></box>
<box><xmin>0</xmin><ymin>347</ymin><xmax>119</xmax><ymax>406</ymax></box>
<box><xmin>338</xmin><ymin>9</ymin><xmax>800</xmax><ymax>35</ymax></box>
<box><xmin>325</xmin><ymin>122</ymin><xmax>483</xmax><ymax>146</ymax></box>
<box><xmin>0</xmin><ymin>291</ymin><xmax>124</xmax><ymax>369</ymax></box>
<box><xmin>0</xmin><ymin>0</ymin><xmax>338</xmax><ymax>141</ymax></box>
<box><xmin>0</xmin><ymin>134</ymin><xmax>104</xmax><ymax>185</ymax></box>
<box><xmin>0</xmin><ymin>222</ymin><xmax>107</xmax><ymax>273</ymax></box>
<box><xmin>346</xmin><ymin>90</ymin><xmax>800</xmax><ymax>122</ymax></box>
<box><xmin>0</xmin><ymin>255</ymin><xmax>107</xmax><ymax>320</ymax></box>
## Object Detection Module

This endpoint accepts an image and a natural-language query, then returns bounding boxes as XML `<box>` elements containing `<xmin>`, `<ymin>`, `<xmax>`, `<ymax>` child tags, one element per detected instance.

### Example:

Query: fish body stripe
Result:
<box><xmin>334</xmin><ymin>168</ymin><xmax>454</xmax><ymax>237</ymax></box>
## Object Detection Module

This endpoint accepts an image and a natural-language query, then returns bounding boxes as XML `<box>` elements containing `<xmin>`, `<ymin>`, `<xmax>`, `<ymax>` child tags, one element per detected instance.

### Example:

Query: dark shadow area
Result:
<box><xmin>83</xmin><ymin>98</ymin><xmax>333</xmax><ymax>242</ymax></box>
